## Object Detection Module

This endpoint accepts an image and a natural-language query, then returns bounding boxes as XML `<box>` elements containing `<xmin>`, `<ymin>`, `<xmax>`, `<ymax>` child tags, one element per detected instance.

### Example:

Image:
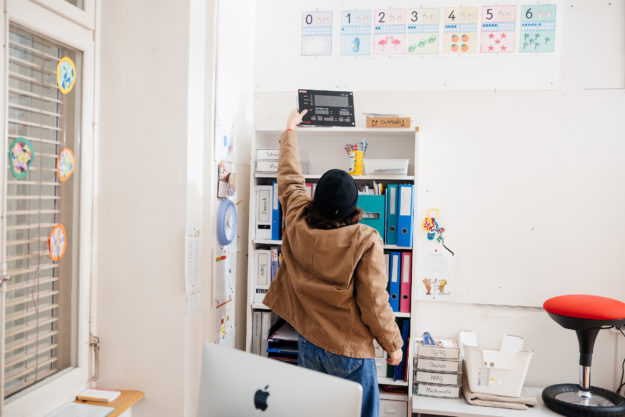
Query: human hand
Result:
<box><xmin>286</xmin><ymin>109</ymin><xmax>308</xmax><ymax>130</ymax></box>
<box><xmin>387</xmin><ymin>349</ymin><xmax>403</xmax><ymax>366</ymax></box>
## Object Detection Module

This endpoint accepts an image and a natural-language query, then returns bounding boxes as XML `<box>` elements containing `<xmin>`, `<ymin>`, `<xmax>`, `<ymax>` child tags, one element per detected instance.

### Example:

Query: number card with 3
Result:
<box><xmin>301</xmin><ymin>11</ymin><xmax>333</xmax><ymax>56</ymax></box>
<box><xmin>480</xmin><ymin>5</ymin><xmax>516</xmax><ymax>53</ymax></box>
<box><xmin>373</xmin><ymin>8</ymin><xmax>406</xmax><ymax>55</ymax></box>
<box><xmin>520</xmin><ymin>4</ymin><xmax>556</xmax><ymax>53</ymax></box>
<box><xmin>443</xmin><ymin>7</ymin><xmax>478</xmax><ymax>54</ymax></box>
<box><xmin>341</xmin><ymin>10</ymin><xmax>372</xmax><ymax>56</ymax></box>
<box><xmin>407</xmin><ymin>8</ymin><xmax>440</xmax><ymax>54</ymax></box>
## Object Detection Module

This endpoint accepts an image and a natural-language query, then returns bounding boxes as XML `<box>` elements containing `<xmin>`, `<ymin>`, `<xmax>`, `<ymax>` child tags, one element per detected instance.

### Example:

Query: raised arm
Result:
<box><xmin>277</xmin><ymin>109</ymin><xmax>309</xmax><ymax>216</ymax></box>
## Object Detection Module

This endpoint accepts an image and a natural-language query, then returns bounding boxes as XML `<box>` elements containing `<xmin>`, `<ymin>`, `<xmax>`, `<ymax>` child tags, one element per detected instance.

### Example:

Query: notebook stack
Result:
<box><xmin>414</xmin><ymin>338</ymin><xmax>462</xmax><ymax>398</ymax></box>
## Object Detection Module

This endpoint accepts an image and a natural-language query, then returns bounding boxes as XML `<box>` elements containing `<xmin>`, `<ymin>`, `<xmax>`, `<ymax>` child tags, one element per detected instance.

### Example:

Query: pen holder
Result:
<box><xmin>348</xmin><ymin>150</ymin><xmax>364</xmax><ymax>176</ymax></box>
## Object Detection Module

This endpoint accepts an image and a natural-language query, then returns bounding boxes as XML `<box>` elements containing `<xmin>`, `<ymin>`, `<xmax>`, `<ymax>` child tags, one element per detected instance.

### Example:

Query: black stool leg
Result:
<box><xmin>575</xmin><ymin>327</ymin><xmax>599</xmax><ymax>395</ymax></box>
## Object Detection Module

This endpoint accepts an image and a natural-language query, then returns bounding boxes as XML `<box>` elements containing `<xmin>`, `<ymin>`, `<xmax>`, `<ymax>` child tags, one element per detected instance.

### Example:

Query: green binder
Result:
<box><xmin>357</xmin><ymin>195</ymin><xmax>385</xmax><ymax>238</ymax></box>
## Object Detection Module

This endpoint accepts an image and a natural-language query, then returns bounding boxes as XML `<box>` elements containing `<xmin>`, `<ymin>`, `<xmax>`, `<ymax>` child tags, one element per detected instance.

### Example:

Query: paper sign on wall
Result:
<box><xmin>480</xmin><ymin>5</ymin><xmax>516</xmax><ymax>53</ymax></box>
<box><xmin>520</xmin><ymin>4</ymin><xmax>556</xmax><ymax>53</ymax></box>
<box><xmin>301</xmin><ymin>11</ymin><xmax>333</xmax><ymax>56</ymax></box>
<box><xmin>418</xmin><ymin>242</ymin><xmax>455</xmax><ymax>301</ymax></box>
<box><xmin>340</xmin><ymin>10</ymin><xmax>372</xmax><ymax>56</ymax></box>
<box><xmin>443</xmin><ymin>7</ymin><xmax>478</xmax><ymax>54</ymax></box>
<box><xmin>407</xmin><ymin>8</ymin><xmax>440</xmax><ymax>55</ymax></box>
<box><xmin>373</xmin><ymin>8</ymin><xmax>406</xmax><ymax>55</ymax></box>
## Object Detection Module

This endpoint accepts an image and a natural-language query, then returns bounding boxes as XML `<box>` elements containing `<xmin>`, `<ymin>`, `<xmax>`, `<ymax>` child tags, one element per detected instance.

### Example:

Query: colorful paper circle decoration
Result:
<box><xmin>49</xmin><ymin>224</ymin><xmax>67</xmax><ymax>261</ymax></box>
<box><xmin>9</xmin><ymin>138</ymin><xmax>35</xmax><ymax>179</ymax></box>
<box><xmin>56</xmin><ymin>57</ymin><xmax>76</xmax><ymax>94</ymax></box>
<box><xmin>57</xmin><ymin>148</ymin><xmax>75</xmax><ymax>182</ymax></box>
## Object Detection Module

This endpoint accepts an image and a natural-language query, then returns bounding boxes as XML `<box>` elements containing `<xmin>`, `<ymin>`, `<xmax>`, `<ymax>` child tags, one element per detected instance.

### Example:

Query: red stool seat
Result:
<box><xmin>544</xmin><ymin>295</ymin><xmax>625</xmax><ymax>321</ymax></box>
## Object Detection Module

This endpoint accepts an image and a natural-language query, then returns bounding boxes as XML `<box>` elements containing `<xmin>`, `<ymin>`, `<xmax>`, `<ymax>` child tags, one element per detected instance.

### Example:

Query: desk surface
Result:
<box><xmin>412</xmin><ymin>387</ymin><xmax>560</xmax><ymax>417</ymax></box>
<box><xmin>74</xmin><ymin>390</ymin><xmax>144</xmax><ymax>417</ymax></box>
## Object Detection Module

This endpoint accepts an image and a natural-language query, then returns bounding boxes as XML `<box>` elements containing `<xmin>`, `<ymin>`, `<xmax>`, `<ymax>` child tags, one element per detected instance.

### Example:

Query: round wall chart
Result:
<box><xmin>9</xmin><ymin>138</ymin><xmax>35</xmax><ymax>179</ymax></box>
<box><xmin>49</xmin><ymin>224</ymin><xmax>67</xmax><ymax>261</ymax></box>
<box><xmin>57</xmin><ymin>57</ymin><xmax>76</xmax><ymax>94</ymax></box>
<box><xmin>57</xmin><ymin>148</ymin><xmax>75</xmax><ymax>182</ymax></box>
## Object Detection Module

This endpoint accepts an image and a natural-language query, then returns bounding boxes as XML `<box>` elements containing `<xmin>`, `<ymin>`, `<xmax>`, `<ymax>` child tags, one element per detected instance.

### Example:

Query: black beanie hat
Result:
<box><xmin>313</xmin><ymin>169</ymin><xmax>358</xmax><ymax>219</ymax></box>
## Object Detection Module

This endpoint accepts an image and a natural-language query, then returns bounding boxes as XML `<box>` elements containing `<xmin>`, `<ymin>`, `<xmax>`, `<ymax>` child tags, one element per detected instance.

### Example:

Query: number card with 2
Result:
<box><xmin>373</xmin><ymin>8</ymin><xmax>406</xmax><ymax>55</ymax></box>
<box><xmin>480</xmin><ymin>5</ymin><xmax>516</xmax><ymax>53</ymax></box>
<box><xmin>341</xmin><ymin>10</ymin><xmax>372</xmax><ymax>56</ymax></box>
<box><xmin>407</xmin><ymin>8</ymin><xmax>440</xmax><ymax>54</ymax></box>
<box><xmin>520</xmin><ymin>4</ymin><xmax>556</xmax><ymax>53</ymax></box>
<box><xmin>301</xmin><ymin>11</ymin><xmax>333</xmax><ymax>56</ymax></box>
<box><xmin>443</xmin><ymin>7</ymin><xmax>478</xmax><ymax>54</ymax></box>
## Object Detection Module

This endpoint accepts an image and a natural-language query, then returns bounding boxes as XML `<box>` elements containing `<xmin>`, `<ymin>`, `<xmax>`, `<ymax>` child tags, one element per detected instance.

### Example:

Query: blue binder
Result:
<box><xmin>357</xmin><ymin>195</ymin><xmax>385</xmax><ymax>238</ymax></box>
<box><xmin>271</xmin><ymin>182</ymin><xmax>281</xmax><ymax>240</ymax></box>
<box><xmin>388</xmin><ymin>252</ymin><xmax>401</xmax><ymax>312</ymax></box>
<box><xmin>394</xmin><ymin>319</ymin><xmax>410</xmax><ymax>381</ymax></box>
<box><xmin>397</xmin><ymin>185</ymin><xmax>414</xmax><ymax>247</ymax></box>
<box><xmin>385</xmin><ymin>185</ymin><xmax>399</xmax><ymax>245</ymax></box>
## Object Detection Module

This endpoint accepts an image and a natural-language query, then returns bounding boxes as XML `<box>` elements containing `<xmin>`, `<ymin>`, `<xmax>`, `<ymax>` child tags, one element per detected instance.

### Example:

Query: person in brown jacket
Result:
<box><xmin>263</xmin><ymin>109</ymin><xmax>404</xmax><ymax>417</ymax></box>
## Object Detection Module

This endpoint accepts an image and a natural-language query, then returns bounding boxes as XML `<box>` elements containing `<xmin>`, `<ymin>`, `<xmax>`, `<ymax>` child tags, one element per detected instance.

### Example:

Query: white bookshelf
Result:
<box><xmin>246</xmin><ymin>126</ymin><xmax>420</xmax><ymax>417</ymax></box>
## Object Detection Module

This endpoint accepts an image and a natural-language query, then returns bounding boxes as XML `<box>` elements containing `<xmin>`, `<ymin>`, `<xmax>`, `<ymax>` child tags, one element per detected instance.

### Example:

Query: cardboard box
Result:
<box><xmin>415</xmin><ymin>371</ymin><xmax>461</xmax><ymax>386</ymax></box>
<box><xmin>256</xmin><ymin>160</ymin><xmax>279</xmax><ymax>172</ymax></box>
<box><xmin>416</xmin><ymin>341</ymin><xmax>460</xmax><ymax>360</ymax></box>
<box><xmin>416</xmin><ymin>357</ymin><xmax>462</xmax><ymax>373</ymax></box>
<box><xmin>380</xmin><ymin>399</ymin><xmax>407</xmax><ymax>417</ymax></box>
<box><xmin>366</xmin><ymin>117</ymin><xmax>410</xmax><ymax>128</ymax></box>
<box><xmin>256</xmin><ymin>149</ymin><xmax>280</xmax><ymax>160</ymax></box>
<box><xmin>415</xmin><ymin>383</ymin><xmax>461</xmax><ymax>398</ymax></box>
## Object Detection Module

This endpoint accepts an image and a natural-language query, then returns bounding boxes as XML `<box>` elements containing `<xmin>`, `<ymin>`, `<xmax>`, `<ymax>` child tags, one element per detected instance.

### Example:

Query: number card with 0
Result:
<box><xmin>406</xmin><ymin>8</ymin><xmax>440</xmax><ymax>54</ymax></box>
<box><xmin>443</xmin><ymin>7</ymin><xmax>478</xmax><ymax>54</ymax></box>
<box><xmin>301</xmin><ymin>11</ymin><xmax>333</xmax><ymax>56</ymax></box>
<box><xmin>373</xmin><ymin>8</ymin><xmax>407</xmax><ymax>55</ymax></box>
<box><xmin>480</xmin><ymin>5</ymin><xmax>516</xmax><ymax>54</ymax></box>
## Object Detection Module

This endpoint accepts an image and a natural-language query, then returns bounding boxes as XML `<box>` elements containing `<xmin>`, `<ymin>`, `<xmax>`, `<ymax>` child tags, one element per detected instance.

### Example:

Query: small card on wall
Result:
<box><xmin>520</xmin><ymin>4</ymin><xmax>556</xmax><ymax>53</ymax></box>
<box><xmin>407</xmin><ymin>8</ymin><xmax>440</xmax><ymax>55</ymax></box>
<box><xmin>373</xmin><ymin>8</ymin><xmax>406</xmax><ymax>55</ymax></box>
<box><xmin>417</xmin><ymin>242</ymin><xmax>455</xmax><ymax>301</ymax></box>
<box><xmin>443</xmin><ymin>7</ymin><xmax>478</xmax><ymax>54</ymax></box>
<box><xmin>301</xmin><ymin>11</ymin><xmax>333</xmax><ymax>56</ymax></box>
<box><xmin>480</xmin><ymin>5</ymin><xmax>516</xmax><ymax>53</ymax></box>
<box><xmin>340</xmin><ymin>10</ymin><xmax>372</xmax><ymax>56</ymax></box>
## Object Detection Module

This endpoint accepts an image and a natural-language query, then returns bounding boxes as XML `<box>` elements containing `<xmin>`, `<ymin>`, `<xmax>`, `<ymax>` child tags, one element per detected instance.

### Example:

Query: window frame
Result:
<box><xmin>1</xmin><ymin>1</ymin><xmax>96</xmax><ymax>416</ymax></box>
<box><xmin>31</xmin><ymin>0</ymin><xmax>95</xmax><ymax>31</ymax></box>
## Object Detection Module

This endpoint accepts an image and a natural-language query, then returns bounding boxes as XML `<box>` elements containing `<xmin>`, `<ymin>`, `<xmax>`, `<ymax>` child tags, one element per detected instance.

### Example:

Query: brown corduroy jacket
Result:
<box><xmin>263</xmin><ymin>130</ymin><xmax>403</xmax><ymax>358</ymax></box>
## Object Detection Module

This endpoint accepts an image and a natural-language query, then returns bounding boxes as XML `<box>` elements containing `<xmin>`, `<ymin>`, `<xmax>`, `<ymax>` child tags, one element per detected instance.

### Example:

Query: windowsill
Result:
<box><xmin>74</xmin><ymin>390</ymin><xmax>145</xmax><ymax>417</ymax></box>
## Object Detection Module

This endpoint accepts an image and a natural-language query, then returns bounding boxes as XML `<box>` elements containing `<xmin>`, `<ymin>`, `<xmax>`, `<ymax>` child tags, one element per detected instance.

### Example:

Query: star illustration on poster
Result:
<box><xmin>49</xmin><ymin>224</ymin><xmax>67</xmax><ymax>262</ymax></box>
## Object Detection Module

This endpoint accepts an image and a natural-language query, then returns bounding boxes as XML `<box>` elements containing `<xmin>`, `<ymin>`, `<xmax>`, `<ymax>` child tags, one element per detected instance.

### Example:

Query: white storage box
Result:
<box><xmin>416</xmin><ymin>357</ymin><xmax>462</xmax><ymax>373</ymax></box>
<box><xmin>364</xmin><ymin>159</ymin><xmax>409</xmax><ymax>175</ymax></box>
<box><xmin>464</xmin><ymin>345</ymin><xmax>534</xmax><ymax>397</ymax></box>
<box><xmin>380</xmin><ymin>399</ymin><xmax>407</xmax><ymax>417</ymax></box>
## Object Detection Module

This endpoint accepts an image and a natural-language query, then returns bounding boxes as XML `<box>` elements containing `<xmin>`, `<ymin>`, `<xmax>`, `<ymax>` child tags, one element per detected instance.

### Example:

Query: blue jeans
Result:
<box><xmin>298</xmin><ymin>334</ymin><xmax>379</xmax><ymax>417</ymax></box>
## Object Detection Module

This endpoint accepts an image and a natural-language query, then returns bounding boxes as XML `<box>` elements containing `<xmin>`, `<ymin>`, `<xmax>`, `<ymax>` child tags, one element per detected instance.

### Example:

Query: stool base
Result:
<box><xmin>543</xmin><ymin>384</ymin><xmax>625</xmax><ymax>416</ymax></box>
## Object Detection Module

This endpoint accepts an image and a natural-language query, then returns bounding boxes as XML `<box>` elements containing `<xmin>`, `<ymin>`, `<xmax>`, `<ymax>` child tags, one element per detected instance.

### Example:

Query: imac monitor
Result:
<box><xmin>197</xmin><ymin>342</ymin><xmax>362</xmax><ymax>417</ymax></box>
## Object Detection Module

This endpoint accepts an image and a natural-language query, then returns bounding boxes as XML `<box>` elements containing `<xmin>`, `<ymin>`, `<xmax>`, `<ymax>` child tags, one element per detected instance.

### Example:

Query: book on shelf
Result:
<box><xmin>76</xmin><ymin>388</ymin><xmax>121</xmax><ymax>403</ymax></box>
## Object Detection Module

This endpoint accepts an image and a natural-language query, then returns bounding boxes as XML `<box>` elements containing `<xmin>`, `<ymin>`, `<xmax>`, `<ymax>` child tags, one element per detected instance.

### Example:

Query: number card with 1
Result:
<box><xmin>341</xmin><ymin>10</ymin><xmax>372</xmax><ymax>56</ymax></box>
<box><xmin>373</xmin><ymin>8</ymin><xmax>406</xmax><ymax>55</ymax></box>
<box><xmin>520</xmin><ymin>4</ymin><xmax>556</xmax><ymax>53</ymax></box>
<box><xmin>407</xmin><ymin>8</ymin><xmax>440</xmax><ymax>54</ymax></box>
<box><xmin>480</xmin><ymin>5</ymin><xmax>516</xmax><ymax>53</ymax></box>
<box><xmin>443</xmin><ymin>7</ymin><xmax>478</xmax><ymax>54</ymax></box>
<box><xmin>301</xmin><ymin>11</ymin><xmax>333</xmax><ymax>56</ymax></box>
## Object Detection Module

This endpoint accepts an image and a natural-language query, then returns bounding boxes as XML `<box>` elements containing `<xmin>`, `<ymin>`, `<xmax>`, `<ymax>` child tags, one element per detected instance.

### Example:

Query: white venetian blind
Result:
<box><xmin>4</xmin><ymin>23</ymin><xmax>81</xmax><ymax>398</ymax></box>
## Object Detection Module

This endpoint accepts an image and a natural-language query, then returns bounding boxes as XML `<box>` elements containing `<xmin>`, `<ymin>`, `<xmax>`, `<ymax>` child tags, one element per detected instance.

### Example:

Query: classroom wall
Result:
<box><xmin>251</xmin><ymin>0</ymin><xmax>625</xmax><ymax>389</ymax></box>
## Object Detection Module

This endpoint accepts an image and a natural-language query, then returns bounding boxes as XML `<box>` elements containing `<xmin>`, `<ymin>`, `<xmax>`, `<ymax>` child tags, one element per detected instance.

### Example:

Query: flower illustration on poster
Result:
<box><xmin>57</xmin><ymin>148</ymin><xmax>75</xmax><ymax>182</ymax></box>
<box><xmin>49</xmin><ymin>224</ymin><xmax>67</xmax><ymax>262</ymax></box>
<box><xmin>56</xmin><ymin>57</ymin><xmax>76</xmax><ymax>94</ymax></box>
<box><xmin>9</xmin><ymin>138</ymin><xmax>35</xmax><ymax>179</ymax></box>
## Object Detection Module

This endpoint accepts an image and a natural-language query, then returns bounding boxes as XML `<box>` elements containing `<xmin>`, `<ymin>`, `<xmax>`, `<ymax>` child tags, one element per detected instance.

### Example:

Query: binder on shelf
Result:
<box><xmin>252</xmin><ymin>311</ymin><xmax>262</xmax><ymax>355</ymax></box>
<box><xmin>270</xmin><ymin>247</ymin><xmax>280</xmax><ymax>281</ymax></box>
<box><xmin>384</xmin><ymin>253</ymin><xmax>390</xmax><ymax>281</ymax></box>
<box><xmin>254</xmin><ymin>250</ymin><xmax>271</xmax><ymax>303</ymax></box>
<box><xmin>256</xmin><ymin>185</ymin><xmax>273</xmax><ymax>239</ymax></box>
<box><xmin>305</xmin><ymin>183</ymin><xmax>314</xmax><ymax>198</ymax></box>
<box><xmin>260</xmin><ymin>311</ymin><xmax>278</xmax><ymax>357</ymax></box>
<box><xmin>389</xmin><ymin>252</ymin><xmax>401</xmax><ymax>312</ymax></box>
<box><xmin>394</xmin><ymin>319</ymin><xmax>410</xmax><ymax>381</ymax></box>
<box><xmin>357</xmin><ymin>195</ymin><xmax>385</xmax><ymax>238</ymax></box>
<box><xmin>271</xmin><ymin>182</ymin><xmax>281</xmax><ymax>240</ymax></box>
<box><xmin>385</xmin><ymin>185</ymin><xmax>398</xmax><ymax>245</ymax></box>
<box><xmin>397</xmin><ymin>184</ymin><xmax>414</xmax><ymax>247</ymax></box>
<box><xmin>400</xmin><ymin>252</ymin><xmax>412</xmax><ymax>313</ymax></box>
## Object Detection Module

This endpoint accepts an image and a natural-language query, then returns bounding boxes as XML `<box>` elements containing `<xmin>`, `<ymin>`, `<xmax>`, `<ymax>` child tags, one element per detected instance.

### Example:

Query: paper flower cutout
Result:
<box><xmin>49</xmin><ymin>224</ymin><xmax>67</xmax><ymax>261</ymax></box>
<box><xmin>9</xmin><ymin>138</ymin><xmax>35</xmax><ymax>179</ymax></box>
<box><xmin>57</xmin><ymin>57</ymin><xmax>76</xmax><ymax>94</ymax></box>
<box><xmin>57</xmin><ymin>148</ymin><xmax>75</xmax><ymax>182</ymax></box>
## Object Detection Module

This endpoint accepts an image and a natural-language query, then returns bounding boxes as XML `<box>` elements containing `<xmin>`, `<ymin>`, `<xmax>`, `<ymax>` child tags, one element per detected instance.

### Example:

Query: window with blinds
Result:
<box><xmin>4</xmin><ymin>23</ymin><xmax>82</xmax><ymax>398</ymax></box>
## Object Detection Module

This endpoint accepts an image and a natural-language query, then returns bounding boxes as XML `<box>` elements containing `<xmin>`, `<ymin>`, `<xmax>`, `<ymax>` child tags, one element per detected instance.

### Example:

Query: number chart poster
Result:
<box><xmin>480</xmin><ymin>5</ymin><xmax>516</xmax><ymax>53</ymax></box>
<box><xmin>407</xmin><ymin>8</ymin><xmax>440</xmax><ymax>55</ymax></box>
<box><xmin>443</xmin><ymin>7</ymin><xmax>478</xmax><ymax>54</ymax></box>
<box><xmin>301</xmin><ymin>11</ymin><xmax>333</xmax><ymax>56</ymax></box>
<box><xmin>520</xmin><ymin>4</ymin><xmax>556</xmax><ymax>53</ymax></box>
<box><xmin>341</xmin><ymin>10</ymin><xmax>372</xmax><ymax>56</ymax></box>
<box><xmin>373</xmin><ymin>8</ymin><xmax>406</xmax><ymax>55</ymax></box>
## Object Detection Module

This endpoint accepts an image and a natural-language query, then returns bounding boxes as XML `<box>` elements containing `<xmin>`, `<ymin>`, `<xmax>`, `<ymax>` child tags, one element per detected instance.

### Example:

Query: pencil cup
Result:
<box><xmin>348</xmin><ymin>150</ymin><xmax>364</xmax><ymax>176</ymax></box>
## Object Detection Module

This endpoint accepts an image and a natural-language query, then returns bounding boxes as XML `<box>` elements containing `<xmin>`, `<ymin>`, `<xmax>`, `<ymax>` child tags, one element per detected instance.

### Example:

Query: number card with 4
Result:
<box><xmin>407</xmin><ymin>8</ymin><xmax>440</xmax><ymax>54</ymax></box>
<box><xmin>480</xmin><ymin>5</ymin><xmax>516</xmax><ymax>53</ymax></box>
<box><xmin>520</xmin><ymin>4</ymin><xmax>556</xmax><ymax>53</ymax></box>
<box><xmin>443</xmin><ymin>7</ymin><xmax>478</xmax><ymax>54</ymax></box>
<box><xmin>301</xmin><ymin>11</ymin><xmax>333</xmax><ymax>56</ymax></box>
<box><xmin>373</xmin><ymin>8</ymin><xmax>406</xmax><ymax>55</ymax></box>
<box><xmin>341</xmin><ymin>10</ymin><xmax>372</xmax><ymax>56</ymax></box>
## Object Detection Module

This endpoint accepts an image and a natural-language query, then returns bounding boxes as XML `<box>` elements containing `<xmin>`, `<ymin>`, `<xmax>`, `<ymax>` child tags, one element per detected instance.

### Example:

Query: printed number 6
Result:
<box><xmin>525</xmin><ymin>8</ymin><xmax>533</xmax><ymax>19</ymax></box>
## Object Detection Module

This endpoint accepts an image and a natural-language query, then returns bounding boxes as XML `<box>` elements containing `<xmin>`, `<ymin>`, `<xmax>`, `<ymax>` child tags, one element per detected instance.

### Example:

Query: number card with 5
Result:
<box><xmin>480</xmin><ymin>5</ymin><xmax>516</xmax><ymax>53</ymax></box>
<box><xmin>301</xmin><ymin>11</ymin><xmax>333</xmax><ymax>56</ymax></box>
<box><xmin>520</xmin><ymin>4</ymin><xmax>556</xmax><ymax>53</ymax></box>
<box><xmin>443</xmin><ymin>7</ymin><xmax>478</xmax><ymax>54</ymax></box>
<box><xmin>407</xmin><ymin>8</ymin><xmax>440</xmax><ymax>54</ymax></box>
<box><xmin>341</xmin><ymin>10</ymin><xmax>372</xmax><ymax>56</ymax></box>
<box><xmin>373</xmin><ymin>8</ymin><xmax>407</xmax><ymax>55</ymax></box>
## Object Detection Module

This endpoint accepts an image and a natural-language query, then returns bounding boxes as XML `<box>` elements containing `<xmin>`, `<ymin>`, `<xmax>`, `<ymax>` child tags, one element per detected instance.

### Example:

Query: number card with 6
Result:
<box><xmin>301</xmin><ymin>11</ymin><xmax>333</xmax><ymax>56</ymax></box>
<box><xmin>407</xmin><ymin>8</ymin><xmax>440</xmax><ymax>55</ymax></box>
<box><xmin>520</xmin><ymin>4</ymin><xmax>556</xmax><ymax>53</ymax></box>
<box><xmin>373</xmin><ymin>8</ymin><xmax>406</xmax><ymax>55</ymax></box>
<box><xmin>480</xmin><ymin>5</ymin><xmax>516</xmax><ymax>53</ymax></box>
<box><xmin>443</xmin><ymin>7</ymin><xmax>478</xmax><ymax>54</ymax></box>
<box><xmin>340</xmin><ymin>10</ymin><xmax>372</xmax><ymax>56</ymax></box>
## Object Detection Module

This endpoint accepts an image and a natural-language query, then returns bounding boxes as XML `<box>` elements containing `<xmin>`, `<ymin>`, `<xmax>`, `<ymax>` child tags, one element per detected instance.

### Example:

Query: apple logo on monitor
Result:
<box><xmin>254</xmin><ymin>385</ymin><xmax>270</xmax><ymax>411</ymax></box>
